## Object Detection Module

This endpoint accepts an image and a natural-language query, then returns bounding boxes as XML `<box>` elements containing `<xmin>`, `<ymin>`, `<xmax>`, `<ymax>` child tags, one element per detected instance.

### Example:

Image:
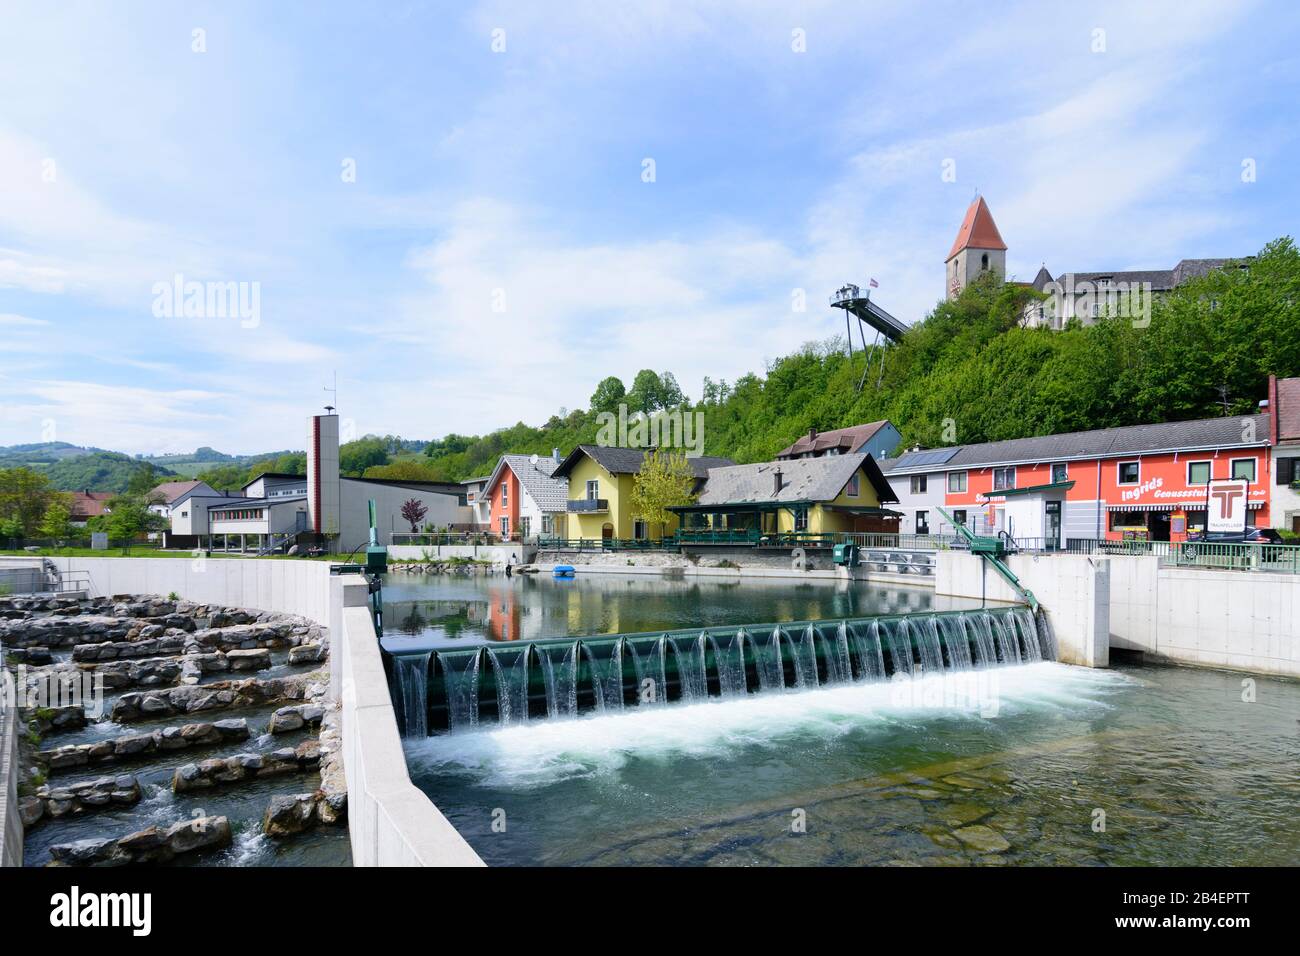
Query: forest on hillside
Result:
<box><xmin>405</xmin><ymin>237</ymin><xmax>1300</xmax><ymax>480</ymax></box>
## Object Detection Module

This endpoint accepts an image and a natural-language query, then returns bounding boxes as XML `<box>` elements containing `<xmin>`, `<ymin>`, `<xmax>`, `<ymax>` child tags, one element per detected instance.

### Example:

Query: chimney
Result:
<box><xmin>773</xmin><ymin>469</ymin><xmax>784</xmax><ymax>495</ymax></box>
<box><xmin>808</xmin><ymin>427</ymin><xmax>817</xmax><ymax>441</ymax></box>
<box><xmin>553</xmin><ymin>447</ymin><xmax>562</xmax><ymax>464</ymax></box>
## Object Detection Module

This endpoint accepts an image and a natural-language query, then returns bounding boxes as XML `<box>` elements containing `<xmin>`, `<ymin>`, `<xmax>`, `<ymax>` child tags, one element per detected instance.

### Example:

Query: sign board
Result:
<box><xmin>1206</xmin><ymin>479</ymin><xmax>1249</xmax><ymax>533</ymax></box>
<box><xmin>91</xmin><ymin>532</ymin><xmax>109</xmax><ymax>550</ymax></box>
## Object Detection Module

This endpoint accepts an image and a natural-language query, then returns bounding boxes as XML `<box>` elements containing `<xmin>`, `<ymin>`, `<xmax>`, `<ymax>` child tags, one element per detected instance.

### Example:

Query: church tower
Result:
<box><xmin>945</xmin><ymin>196</ymin><xmax>1007</xmax><ymax>299</ymax></box>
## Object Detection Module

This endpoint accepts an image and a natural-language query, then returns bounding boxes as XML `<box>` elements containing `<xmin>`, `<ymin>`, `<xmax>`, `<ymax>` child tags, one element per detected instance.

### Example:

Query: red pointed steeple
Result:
<box><xmin>947</xmin><ymin>196</ymin><xmax>1007</xmax><ymax>260</ymax></box>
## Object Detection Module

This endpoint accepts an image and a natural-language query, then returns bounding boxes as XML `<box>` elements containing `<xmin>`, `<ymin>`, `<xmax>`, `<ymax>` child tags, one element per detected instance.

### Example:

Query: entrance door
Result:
<box><xmin>1045</xmin><ymin>501</ymin><xmax>1061</xmax><ymax>550</ymax></box>
<box><xmin>916</xmin><ymin>511</ymin><xmax>929</xmax><ymax>535</ymax></box>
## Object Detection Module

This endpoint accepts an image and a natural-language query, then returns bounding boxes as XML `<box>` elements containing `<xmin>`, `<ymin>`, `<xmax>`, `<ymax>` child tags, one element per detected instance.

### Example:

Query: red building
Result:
<box><xmin>881</xmin><ymin>413</ymin><xmax>1271</xmax><ymax>544</ymax></box>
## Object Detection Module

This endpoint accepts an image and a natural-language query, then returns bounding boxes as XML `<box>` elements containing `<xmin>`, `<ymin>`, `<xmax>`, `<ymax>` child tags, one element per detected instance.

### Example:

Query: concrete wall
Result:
<box><xmin>12</xmin><ymin>556</ymin><xmax>334</xmax><ymax>626</ymax></box>
<box><xmin>333</xmin><ymin>578</ymin><xmax>483</xmax><ymax>867</ymax></box>
<box><xmin>389</xmin><ymin>544</ymin><xmax>535</xmax><ymax>565</ymax></box>
<box><xmin>341</xmin><ymin>480</ymin><xmax>468</xmax><ymax>552</ymax></box>
<box><xmin>0</xmin><ymin>667</ymin><xmax>21</xmax><ymax>868</ymax></box>
<box><xmin>937</xmin><ymin>551</ymin><xmax>1109</xmax><ymax>667</ymax></box>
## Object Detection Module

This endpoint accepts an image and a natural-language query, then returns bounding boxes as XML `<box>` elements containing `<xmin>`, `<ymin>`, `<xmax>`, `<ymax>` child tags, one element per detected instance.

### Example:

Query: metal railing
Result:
<box><xmin>535</xmin><ymin>537</ymin><xmax>675</xmax><ymax>552</ymax></box>
<box><xmin>391</xmin><ymin>531</ymin><xmax>526</xmax><ymax>546</ymax></box>
<box><xmin>566</xmin><ymin>499</ymin><xmax>609</xmax><ymax>513</ymax></box>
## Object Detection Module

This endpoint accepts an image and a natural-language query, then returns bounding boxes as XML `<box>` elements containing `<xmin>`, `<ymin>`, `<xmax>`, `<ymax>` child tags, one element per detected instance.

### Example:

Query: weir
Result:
<box><xmin>387</xmin><ymin>606</ymin><xmax>1054</xmax><ymax>737</ymax></box>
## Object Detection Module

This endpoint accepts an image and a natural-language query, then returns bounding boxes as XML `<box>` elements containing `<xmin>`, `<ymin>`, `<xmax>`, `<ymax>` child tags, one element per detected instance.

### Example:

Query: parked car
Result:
<box><xmin>1185</xmin><ymin>527</ymin><xmax>1283</xmax><ymax>545</ymax></box>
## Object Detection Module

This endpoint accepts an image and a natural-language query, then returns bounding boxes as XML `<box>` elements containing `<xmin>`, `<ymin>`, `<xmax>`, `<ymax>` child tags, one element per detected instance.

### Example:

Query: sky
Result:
<box><xmin>1</xmin><ymin>0</ymin><xmax>1298</xmax><ymax>456</ymax></box>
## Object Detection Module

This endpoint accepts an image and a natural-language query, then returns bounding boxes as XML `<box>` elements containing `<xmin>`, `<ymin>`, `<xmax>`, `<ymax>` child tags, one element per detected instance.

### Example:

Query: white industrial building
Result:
<box><xmin>162</xmin><ymin>412</ymin><xmax>472</xmax><ymax>554</ymax></box>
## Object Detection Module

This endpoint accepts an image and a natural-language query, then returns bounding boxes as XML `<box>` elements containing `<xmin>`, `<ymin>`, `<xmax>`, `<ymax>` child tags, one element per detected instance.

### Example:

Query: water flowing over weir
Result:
<box><xmin>387</xmin><ymin>607</ymin><xmax>1054</xmax><ymax>736</ymax></box>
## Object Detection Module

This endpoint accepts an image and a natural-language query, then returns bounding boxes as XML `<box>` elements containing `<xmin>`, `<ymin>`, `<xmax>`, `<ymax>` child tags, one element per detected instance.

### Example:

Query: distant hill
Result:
<box><xmin>0</xmin><ymin>441</ymin><xmax>108</xmax><ymax>468</ymax></box>
<box><xmin>43</xmin><ymin>453</ymin><xmax>179</xmax><ymax>493</ymax></box>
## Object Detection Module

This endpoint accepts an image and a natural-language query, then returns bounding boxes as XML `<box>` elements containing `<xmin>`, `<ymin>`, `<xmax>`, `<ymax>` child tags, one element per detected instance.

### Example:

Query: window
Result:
<box><xmin>1117</xmin><ymin>461</ymin><xmax>1140</xmax><ymax>485</ymax></box>
<box><xmin>952</xmin><ymin>509</ymin><xmax>967</xmax><ymax>526</ymax></box>
<box><xmin>911</xmin><ymin>475</ymin><xmax>927</xmax><ymax>495</ymax></box>
<box><xmin>633</xmin><ymin>519</ymin><xmax>648</xmax><ymax>540</ymax></box>
<box><xmin>501</xmin><ymin>480</ymin><xmax>508</xmax><ymax>505</ymax></box>
<box><xmin>794</xmin><ymin>507</ymin><xmax>808</xmax><ymax>532</ymax></box>
<box><xmin>845</xmin><ymin>474</ymin><xmax>860</xmax><ymax>497</ymax></box>
<box><xmin>1187</xmin><ymin>460</ymin><xmax>1211</xmax><ymax>485</ymax></box>
<box><xmin>541</xmin><ymin>514</ymin><xmax>553</xmax><ymax>535</ymax></box>
<box><xmin>1051</xmin><ymin>462</ymin><xmax>1068</xmax><ymax>483</ymax></box>
<box><xmin>948</xmin><ymin>471</ymin><xmax>967</xmax><ymax>493</ymax></box>
<box><xmin>1231</xmin><ymin>458</ymin><xmax>1256</xmax><ymax>482</ymax></box>
<box><xmin>993</xmin><ymin>467</ymin><xmax>1016</xmax><ymax>491</ymax></box>
<box><xmin>586</xmin><ymin>479</ymin><xmax>599</xmax><ymax>500</ymax></box>
<box><xmin>1279</xmin><ymin>457</ymin><xmax>1297</xmax><ymax>485</ymax></box>
<box><xmin>981</xmin><ymin>253</ymin><xmax>989</xmax><ymax>271</ymax></box>
<box><xmin>518</xmin><ymin>517</ymin><xmax>530</xmax><ymax>539</ymax></box>
<box><xmin>499</xmin><ymin>516</ymin><xmax>509</xmax><ymax>536</ymax></box>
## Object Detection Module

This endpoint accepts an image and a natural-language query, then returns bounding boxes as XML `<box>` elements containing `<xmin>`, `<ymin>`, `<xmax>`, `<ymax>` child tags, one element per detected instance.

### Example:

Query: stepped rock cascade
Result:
<box><xmin>387</xmin><ymin>606</ymin><xmax>1054</xmax><ymax>736</ymax></box>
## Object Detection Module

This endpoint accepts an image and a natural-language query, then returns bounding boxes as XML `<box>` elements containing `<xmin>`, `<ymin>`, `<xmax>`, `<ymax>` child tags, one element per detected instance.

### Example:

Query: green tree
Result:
<box><xmin>103</xmin><ymin>492</ymin><xmax>167</xmax><ymax>552</ymax></box>
<box><xmin>629</xmin><ymin>450</ymin><xmax>696</xmax><ymax>540</ymax></box>
<box><xmin>0</xmin><ymin>467</ymin><xmax>62</xmax><ymax>536</ymax></box>
<box><xmin>589</xmin><ymin>376</ymin><xmax>626</xmax><ymax>414</ymax></box>
<box><xmin>38</xmin><ymin>497</ymin><xmax>75</xmax><ymax>541</ymax></box>
<box><xmin>340</xmin><ymin>437</ymin><xmax>390</xmax><ymax>476</ymax></box>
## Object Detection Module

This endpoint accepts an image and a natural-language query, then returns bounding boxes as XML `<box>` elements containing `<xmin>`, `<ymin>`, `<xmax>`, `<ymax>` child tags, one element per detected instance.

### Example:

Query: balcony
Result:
<box><xmin>567</xmin><ymin>498</ymin><xmax>609</xmax><ymax>514</ymax></box>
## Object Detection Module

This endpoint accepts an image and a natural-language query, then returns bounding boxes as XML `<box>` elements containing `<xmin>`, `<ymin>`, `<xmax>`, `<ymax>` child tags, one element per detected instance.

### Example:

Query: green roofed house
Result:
<box><xmin>670</xmin><ymin>452</ymin><xmax>900</xmax><ymax>545</ymax></box>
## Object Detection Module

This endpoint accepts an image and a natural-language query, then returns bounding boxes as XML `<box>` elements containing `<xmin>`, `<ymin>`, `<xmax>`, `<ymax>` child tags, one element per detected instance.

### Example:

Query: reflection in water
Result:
<box><xmin>379</xmin><ymin>572</ymin><xmax>988</xmax><ymax>652</ymax></box>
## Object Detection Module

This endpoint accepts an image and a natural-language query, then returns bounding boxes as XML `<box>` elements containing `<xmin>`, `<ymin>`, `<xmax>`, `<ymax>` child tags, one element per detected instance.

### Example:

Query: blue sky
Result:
<box><xmin>1</xmin><ymin>0</ymin><xmax>1297</xmax><ymax>455</ymax></box>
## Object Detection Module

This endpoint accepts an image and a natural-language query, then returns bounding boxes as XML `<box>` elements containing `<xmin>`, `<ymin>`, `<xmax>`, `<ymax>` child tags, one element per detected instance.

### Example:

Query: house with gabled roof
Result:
<box><xmin>776</xmin><ymin>421</ymin><xmax>901</xmax><ymax>462</ymax></box>
<box><xmin>670</xmin><ymin>452</ymin><xmax>900</xmax><ymax>541</ymax></box>
<box><xmin>482</xmin><ymin>451</ymin><xmax>571</xmax><ymax>541</ymax></box>
<box><xmin>553</xmin><ymin>445</ymin><xmax>735</xmax><ymax>542</ymax></box>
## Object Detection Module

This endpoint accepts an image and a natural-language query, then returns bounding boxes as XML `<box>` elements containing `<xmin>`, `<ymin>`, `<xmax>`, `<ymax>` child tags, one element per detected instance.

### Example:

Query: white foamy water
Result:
<box><xmin>404</xmin><ymin>662</ymin><xmax>1136</xmax><ymax>789</ymax></box>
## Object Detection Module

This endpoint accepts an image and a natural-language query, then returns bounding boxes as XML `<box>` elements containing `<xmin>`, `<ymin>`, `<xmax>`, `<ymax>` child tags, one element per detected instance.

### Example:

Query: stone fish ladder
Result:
<box><xmin>1</xmin><ymin>593</ymin><xmax>347</xmax><ymax>866</ymax></box>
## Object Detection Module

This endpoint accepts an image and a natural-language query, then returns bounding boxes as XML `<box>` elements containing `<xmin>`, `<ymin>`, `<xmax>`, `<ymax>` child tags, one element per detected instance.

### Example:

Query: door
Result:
<box><xmin>916</xmin><ymin>511</ymin><xmax>929</xmax><ymax>535</ymax></box>
<box><xmin>1045</xmin><ymin>501</ymin><xmax>1061</xmax><ymax>550</ymax></box>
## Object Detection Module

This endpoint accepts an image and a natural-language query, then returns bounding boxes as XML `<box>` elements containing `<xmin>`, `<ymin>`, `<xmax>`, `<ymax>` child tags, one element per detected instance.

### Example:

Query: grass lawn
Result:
<box><xmin>0</xmin><ymin>547</ymin><xmax>346</xmax><ymax>562</ymax></box>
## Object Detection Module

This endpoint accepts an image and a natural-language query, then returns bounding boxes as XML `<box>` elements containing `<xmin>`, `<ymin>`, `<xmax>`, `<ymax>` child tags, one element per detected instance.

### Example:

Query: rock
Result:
<box><xmin>49</xmin><ymin>837</ymin><xmax>118</xmax><ymax>866</ymax></box>
<box><xmin>267</xmin><ymin>708</ymin><xmax>304</xmax><ymax>734</ymax></box>
<box><xmin>227</xmin><ymin>648</ymin><xmax>271</xmax><ymax>671</ymax></box>
<box><xmin>165</xmin><ymin>815</ymin><xmax>231</xmax><ymax>854</ymax></box>
<box><xmin>953</xmin><ymin>824</ymin><xmax>1011</xmax><ymax>853</ymax></box>
<box><xmin>263</xmin><ymin>793</ymin><xmax>317</xmax><ymax>836</ymax></box>
<box><xmin>18</xmin><ymin>796</ymin><xmax>44</xmax><ymax>826</ymax></box>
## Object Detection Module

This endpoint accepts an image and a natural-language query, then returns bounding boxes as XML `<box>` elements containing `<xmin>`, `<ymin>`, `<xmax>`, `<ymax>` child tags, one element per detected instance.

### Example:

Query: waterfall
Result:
<box><xmin>583</xmin><ymin>640</ymin><xmax>626</xmax><ymax>712</ymax></box>
<box><xmin>628</xmin><ymin>637</ymin><xmax>667</xmax><ymax>706</ymax></box>
<box><xmin>825</xmin><ymin>623</ymin><xmax>853</xmax><ymax>685</ymax></box>
<box><xmin>915</xmin><ymin>616</ymin><xmax>945</xmax><ymax>674</ymax></box>
<box><xmin>882</xmin><ymin>619</ymin><xmax>914</xmax><ymax>676</ymax></box>
<box><xmin>392</xmin><ymin>652</ymin><xmax>431</xmax><ymax>737</ymax></box>
<box><xmin>441</xmin><ymin>651</ymin><xmax>481</xmax><ymax>732</ymax></box>
<box><xmin>538</xmin><ymin>642</ymin><xmax>578</xmax><ymax>719</ymax></box>
<box><xmin>967</xmin><ymin>614</ymin><xmax>997</xmax><ymax>668</ymax></box>
<box><xmin>935</xmin><ymin>616</ymin><xmax>973</xmax><ymax>671</ymax></box>
<box><xmin>401</xmin><ymin>606</ymin><xmax>1060</xmax><ymax>735</ymax></box>
<box><xmin>487</xmin><ymin>647</ymin><xmax>531</xmax><ymax>726</ymax></box>
<box><xmin>669</xmin><ymin>634</ymin><xmax>709</xmax><ymax>702</ymax></box>
<box><xmin>989</xmin><ymin>613</ymin><xmax>1021</xmax><ymax>665</ymax></box>
<box><xmin>1013</xmin><ymin>608</ymin><xmax>1043</xmax><ymax>662</ymax></box>
<box><xmin>793</xmin><ymin>626</ymin><xmax>821</xmax><ymax>689</ymax></box>
<box><xmin>1035</xmin><ymin>608</ymin><xmax>1059</xmax><ymax>661</ymax></box>
<box><xmin>852</xmin><ymin>622</ymin><xmax>887</xmax><ymax>682</ymax></box>
<box><xmin>709</xmin><ymin>630</ymin><xmax>749</xmax><ymax>698</ymax></box>
<box><xmin>753</xmin><ymin>628</ymin><xmax>786</xmax><ymax>691</ymax></box>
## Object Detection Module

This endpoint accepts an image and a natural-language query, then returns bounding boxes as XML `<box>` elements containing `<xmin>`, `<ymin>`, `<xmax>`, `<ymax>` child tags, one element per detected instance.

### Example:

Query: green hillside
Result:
<box><xmin>416</xmin><ymin>237</ymin><xmax>1300</xmax><ymax>479</ymax></box>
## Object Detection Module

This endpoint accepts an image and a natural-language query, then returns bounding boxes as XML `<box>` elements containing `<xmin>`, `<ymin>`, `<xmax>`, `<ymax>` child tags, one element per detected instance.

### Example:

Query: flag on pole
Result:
<box><xmin>868</xmin><ymin>278</ymin><xmax>879</xmax><ymax>288</ymax></box>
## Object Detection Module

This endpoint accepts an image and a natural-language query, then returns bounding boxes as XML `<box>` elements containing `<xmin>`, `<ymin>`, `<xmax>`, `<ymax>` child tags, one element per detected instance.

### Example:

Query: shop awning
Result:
<box><xmin>1106</xmin><ymin>501</ymin><xmax>1265</xmax><ymax>511</ymax></box>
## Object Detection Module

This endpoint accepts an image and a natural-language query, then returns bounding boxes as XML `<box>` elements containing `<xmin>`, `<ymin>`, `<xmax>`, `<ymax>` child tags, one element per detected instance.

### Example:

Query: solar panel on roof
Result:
<box><xmin>893</xmin><ymin>448</ymin><xmax>958</xmax><ymax>468</ymax></box>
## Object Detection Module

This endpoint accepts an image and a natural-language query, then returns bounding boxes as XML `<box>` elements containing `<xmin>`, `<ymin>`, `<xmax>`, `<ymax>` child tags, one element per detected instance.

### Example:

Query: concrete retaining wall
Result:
<box><xmin>0</xmin><ymin>668</ymin><xmax>21</xmax><ymax>868</ymax></box>
<box><xmin>389</xmin><ymin>544</ymin><xmax>534</xmax><ymax>565</ymax></box>
<box><xmin>937</xmin><ymin>552</ymin><xmax>1109</xmax><ymax>667</ymax></box>
<box><xmin>333</xmin><ymin>578</ymin><xmax>483</xmax><ymax>867</ymax></box>
<box><xmin>34</xmin><ymin>557</ymin><xmax>332</xmax><ymax>623</ymax></box>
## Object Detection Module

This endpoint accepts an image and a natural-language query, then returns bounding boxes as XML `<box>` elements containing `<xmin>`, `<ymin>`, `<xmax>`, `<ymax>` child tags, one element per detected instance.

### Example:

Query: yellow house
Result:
<box><xmin>552</xmin><ymin>445</ymin><xmax>735</xmax><ymax>541</ymax></box>
<box><xmin>670</xmin><ymin>453</ymin><xmax>900</xmax><ymax>540</ymax></box>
